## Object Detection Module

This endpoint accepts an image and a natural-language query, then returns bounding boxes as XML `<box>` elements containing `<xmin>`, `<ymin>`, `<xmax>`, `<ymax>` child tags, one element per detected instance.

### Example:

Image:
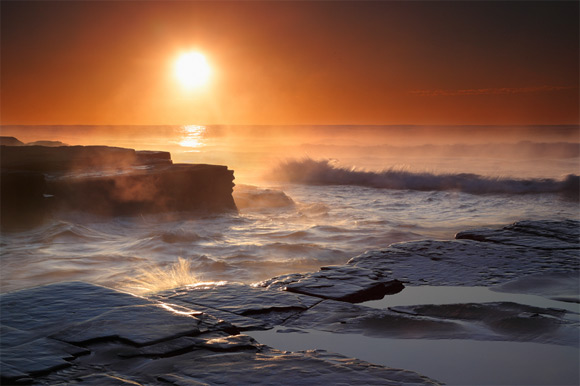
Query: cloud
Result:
<box><xmin>410</xmin><ymin>85</ymin><xmax>576</xmax><ymax>97</ymax></box>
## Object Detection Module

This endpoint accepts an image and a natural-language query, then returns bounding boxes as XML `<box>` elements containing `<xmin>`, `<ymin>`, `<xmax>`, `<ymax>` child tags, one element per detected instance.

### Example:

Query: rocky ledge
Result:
<box><xmin>1</xmin><ymin>220</ymin><xmax>578</xmax><ymax>385</ymax></box>
<box><xmin>0</xmin><ymin>281</ymin><xmax>440</xmax><ymax>385</ymax></box>
<box><xmin>0</xmin><ymin>139</ymin><xmax>236</xmax><ymax>230</ymax></box>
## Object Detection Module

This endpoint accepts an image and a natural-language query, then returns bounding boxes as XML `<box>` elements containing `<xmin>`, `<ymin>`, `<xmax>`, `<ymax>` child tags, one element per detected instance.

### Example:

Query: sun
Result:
<box><xmin>174</xmin><ymin>52</ymin><xmax>211</xmax><ymax>88</ymax></box>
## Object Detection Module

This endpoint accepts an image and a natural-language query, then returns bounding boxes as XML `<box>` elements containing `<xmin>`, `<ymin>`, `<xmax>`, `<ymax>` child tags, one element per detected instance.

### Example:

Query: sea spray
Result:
<box><xmin>2</xmin><ymin>125</ymin><xmax>579</xmax><ymax>293</ymax></box>
<box><xmin>121</xmin><ymin>257</ymin><xmax>200</xmax><ymax>294</ymax></box>
<box><xmin>270</xmin><ymin>158</ymin><xmax>580</xmax><ymax>196</ymax></box>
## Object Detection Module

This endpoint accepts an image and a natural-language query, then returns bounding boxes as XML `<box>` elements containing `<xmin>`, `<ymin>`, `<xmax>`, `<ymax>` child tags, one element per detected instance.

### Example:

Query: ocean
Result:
<box><xmin>1</xmin><ymin>124</ymin><xmax>578</xmax><ymax>294</ymax></box>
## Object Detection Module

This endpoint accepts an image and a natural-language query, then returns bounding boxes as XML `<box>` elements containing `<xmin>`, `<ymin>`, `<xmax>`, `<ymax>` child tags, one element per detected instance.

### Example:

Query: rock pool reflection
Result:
<box><xmin>362</xmin><ymin>286</ymin><xmax>580</xmax><ymax>314</ymax></box>
<box><xmin>250</xmin><ymin>286</ymin><xmax>579</xmax><ymax>385</ymax></box>
<box><xmin>250</xmin><ymin>329</ymin><xmax>579</xmax><ymax>385</ymax></box>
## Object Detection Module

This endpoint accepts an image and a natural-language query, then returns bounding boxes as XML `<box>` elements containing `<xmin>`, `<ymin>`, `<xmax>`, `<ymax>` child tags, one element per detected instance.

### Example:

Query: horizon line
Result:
<box><xmin>1</xmin><ymin>123</ymin><xmax>579</xmax><ymax>128</ymax></box>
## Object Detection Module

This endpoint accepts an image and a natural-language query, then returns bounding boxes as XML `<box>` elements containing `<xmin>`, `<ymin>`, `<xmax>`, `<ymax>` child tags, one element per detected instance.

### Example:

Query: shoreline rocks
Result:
<box><xmin>47</xmin><ymin>163</ymin><xmax>236</xmax><ymax>216</ymax></box>
<box><xmin>1</xmin><ymin>220</ymin><xmax>578</xmax><ymax>385</ymax></box>
<box><xmin>0</xmin><ymin>282</ymin><xmax>441</xmax><ymax>386</ymax></box>
<box><xmin>0</xmin><ymin>140</ymin><xmax>236</xmax><ymax>230</ymax></box>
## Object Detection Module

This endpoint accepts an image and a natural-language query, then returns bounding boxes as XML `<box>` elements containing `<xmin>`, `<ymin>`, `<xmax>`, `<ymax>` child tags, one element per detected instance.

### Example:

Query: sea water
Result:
<box><xmin>0</xmin><ymin>125</ymin><xmax>578</xmax><ymax>293</ymax></box>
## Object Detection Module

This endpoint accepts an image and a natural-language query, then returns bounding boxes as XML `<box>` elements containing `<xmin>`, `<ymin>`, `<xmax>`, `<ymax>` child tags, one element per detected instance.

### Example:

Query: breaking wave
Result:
<box><xmin>270</xmin><ymin>158</ymin><xmax>580</xmax><ymax>196</ymax></box>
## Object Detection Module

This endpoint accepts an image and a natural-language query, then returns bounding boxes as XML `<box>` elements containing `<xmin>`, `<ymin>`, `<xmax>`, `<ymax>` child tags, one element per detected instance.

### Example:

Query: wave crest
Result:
<box><xmin>270</xmin><ymin>158</ymin><xmax>579</xmax><ymax>196</ymax></box>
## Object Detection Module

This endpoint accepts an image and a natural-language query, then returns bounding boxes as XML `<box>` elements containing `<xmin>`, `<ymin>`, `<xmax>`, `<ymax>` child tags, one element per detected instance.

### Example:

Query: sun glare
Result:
<box><xmin>174</xmin><ymin>52</ymin><xmax>211</xmax><ymax>88</ymax></box>
<box><xmin>179</xmin><ymin>125</ymin><xmax>206</xmax><ymax>150</ymax></box>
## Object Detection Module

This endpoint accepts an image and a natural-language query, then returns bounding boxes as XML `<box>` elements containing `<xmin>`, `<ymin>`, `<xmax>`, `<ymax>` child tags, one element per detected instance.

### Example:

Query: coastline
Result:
<box><xmin>1</xmin><ymin>219</ymin><xmax>578</xmax><ymax>385</ymax></box>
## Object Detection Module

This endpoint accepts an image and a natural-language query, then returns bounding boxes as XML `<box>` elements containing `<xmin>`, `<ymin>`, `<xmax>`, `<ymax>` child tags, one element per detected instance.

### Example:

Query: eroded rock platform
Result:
<box><xmin>0</xmin><ymin>282</ymin><xmax>440</xmax><ymax>385</ymax></box>
<box><xmin>1</xmin><ymin>220</ymin><xmax>578</xmax><ymax>385</ymax></box>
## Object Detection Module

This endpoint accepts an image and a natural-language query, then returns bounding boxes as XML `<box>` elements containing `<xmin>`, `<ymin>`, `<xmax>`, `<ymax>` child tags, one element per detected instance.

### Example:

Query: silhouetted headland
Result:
<box><xmin>0</xmin><ymin>137</ymin><xmax>236</xmax><ymax>230</ymax></box>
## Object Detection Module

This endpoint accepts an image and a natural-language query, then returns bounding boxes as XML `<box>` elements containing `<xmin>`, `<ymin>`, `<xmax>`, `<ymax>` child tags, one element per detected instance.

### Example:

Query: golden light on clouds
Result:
<box><xmin>174</xmin><ymin>52</ymin><xmax>211</xmax><ymax>89</ymax></box>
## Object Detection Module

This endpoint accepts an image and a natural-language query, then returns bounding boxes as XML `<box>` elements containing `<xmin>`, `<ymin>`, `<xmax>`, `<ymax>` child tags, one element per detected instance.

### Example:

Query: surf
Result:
<box><xmin>269</xmin><ymin>158</ymin><xmax>580</xmax><ymax>196</ymax></box>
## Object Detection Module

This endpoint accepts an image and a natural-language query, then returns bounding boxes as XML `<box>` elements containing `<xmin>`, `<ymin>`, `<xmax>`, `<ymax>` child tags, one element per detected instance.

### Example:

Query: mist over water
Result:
<box><xmin>3</xmin><ymin>124</ymin><xmax>579</xmax><ymax>181</ymax></box>
<box><xmin>1</xmin><ymin>125</ymin><xmax>578</xmax><ymax>293</ymax></box>
<box><xmin>269</xmin><ymin>158</ymin><xmax>579</xmax><ymax>195</ymax></box>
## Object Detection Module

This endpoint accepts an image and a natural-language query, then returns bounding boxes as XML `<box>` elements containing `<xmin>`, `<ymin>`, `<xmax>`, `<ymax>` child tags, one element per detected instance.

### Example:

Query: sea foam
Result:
<box><xmin>270</xmin><ymin>158</ymin><xmax>580</xmax><ymax>196</ymax></box>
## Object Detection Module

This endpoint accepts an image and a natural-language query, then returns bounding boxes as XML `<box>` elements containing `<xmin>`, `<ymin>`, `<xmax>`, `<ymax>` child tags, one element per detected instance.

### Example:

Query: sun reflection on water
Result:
<box><xmin>179</xmin><ymin>125</ymin><xmax>206</xmax><ymax>150</ymax></box>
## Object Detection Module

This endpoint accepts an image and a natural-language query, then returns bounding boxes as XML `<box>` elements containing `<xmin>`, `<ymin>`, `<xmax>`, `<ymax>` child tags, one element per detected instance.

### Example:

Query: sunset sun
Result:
<box><xmin>174</xmin><ymin>52</ymin><xmax>210</xmax><ymax>88</ymax></box>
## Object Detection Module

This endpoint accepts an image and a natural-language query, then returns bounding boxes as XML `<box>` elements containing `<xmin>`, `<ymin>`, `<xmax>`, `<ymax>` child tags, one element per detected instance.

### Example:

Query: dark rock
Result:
<box><xmin>333</xmin><ymin>220</ymin><xmax>578</xmax><ymax>287</ymax></box>
<box><xmin>135</xmin><ymin>150</ymin><xmax>172</xmax><ymax>166</ymax></box>
<box><xmin>154</xmin><ymin>283</ymin><xmax>320</xmax><ymax>329</ymax></box>
<box><xmin>158</xmin><ymin>373</ymin><xmax>213</xmax><ymax>386</ymax></box>
<box><xmin>388</xmin><ymin>302</ymin><xmax>579</xmax><ymax>346</ymax></box>
<box><xmin>0</xmin><ymin>281</ymin><xmax>235</xmax><ymax>348</ymax></box>
<box><xmin>281</xmin><ymin>299</ymin><xmax>465</xmax><ymax>339</ymax></box>
<box><xmin>3</xmin><ymin>220</ymin><xmax>577</xmax><ymax>384</ymax></box>
<box><xmin>0</xmin><ymin>136</ymin><xmax>25</xmax><ymax>146</ymax></box>
<box><xmin>505</xmin><ymin>219</ymin><xmax>580</xmax><ymax>243</ymax></box>
<box><xmin>233</xmin><ymin>185</ymin><xmax>295</xmax><ymax>209</ymax></box>
<box><xmin>47</xmin><ymin>164</ymin><xmax>236</xmax><ymax>215</ymax></box>
<box><xmin>157</xmin><ymin>304</ymin><xmax>240</xmax><ymax>335</ymax></box>
<box><xmin>200</xmin><ymin>334</ymin><xmax>260</xmax><ymax>351</ymax></box>
<box><xmin>0</xmin><ymin>326</ymin><xmax>35</xmax><ymax>349</ymax></box>
<box><xmin>492</xmin><ymin>272</ymin><xmax>580</xmax><ymax>303</ymax></box>
<box><xmin>0</xmin><ymin>171</ymin><xmax>48</xmax><ymax>230</ymax></box>
<box><xmin>0</xmin><ymin>145</ymin><xmax>138</xmax><ymax>172</ymax></box>
<box><xmin>383</xmin><ymin>279</ymin><xmax>406</xmax><ymax>295</ymax></box>
<box><xmin>1</xmin><ymin>282</ymin><xmax>442</xmax><ymax>385</ymax></box>
<box><xmin>121</xmin><ymin>335</ymin><xmax>207</xmax><ymax>358</ymax></box>
<box><xmin>261</xmin><ymin>265</ymin><xmax>404</xmax><ymax>303</ymax></box>
<box><xmin>1</xmin><ymin>145</ymin><xmax>171</xmax><ymax>173</ymax></box>
<box><xmin>161</xmin><ymin>348</ymin><xmax>441</xmax><ymax>385</ymax></box>
<box><xmin>53</xmin><ymin>374</ymin><xmax>147</xmax><ymax>385</ymax></box>
<box><xmin>0</xmin><ymin>282</ymin><xmax>151</xmax><ymax>335</ymax></box>
<box><xmin>0</xmin><ymin>365</ymin><xmax>28</xmax><ymax>384</ymax></box>
<box><xmin>26</xmin><ymin>140</ymin><xmax>68</xmax><ymax>147</ymax></box>
<box><xmin>456</xmin><ymin>219</ymin><xmax>580</xmax><ymax>249</ymax></box>
<box><xmin>0</xmin><ymin>282</ymin><xmax>242</xmax><ymax>383</ymax></box>
<box><xmin>50</xmin><ymin>304</ymin><xmax>202</xmax><ymax>346</ymax></box>
<box><xmin>279</xmin><ymin>298</ymin><xmax>579</xmax><ymax>346</ymax></box>
<box><xmin>348</xmin><ymin>238</ymin><xmax>579</xmax><ymax>287</ymax></box>
<box><xmin>1</xmin><ymin>338</ymin><xmax>89</xmax><ymax>376</ymax></box>
<box><xmin>258</xmin><ymin>273</ymin><xmax>305</xmax><ymax>290</ymax></box>
<box><xmin>157</xmin><ymin>301</ymin><xmax>270</xmax><ymax>331</ymax></box>
<box><xmin>1</xmin><ymin>145</ymin><xmax>237</xmax><ymax>225</ymax></box>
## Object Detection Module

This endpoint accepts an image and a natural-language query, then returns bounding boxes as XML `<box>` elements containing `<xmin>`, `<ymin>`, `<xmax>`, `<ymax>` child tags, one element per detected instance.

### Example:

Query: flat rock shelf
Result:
<box><xmin>1</xmin><ymin>220</ymin><xmax>578</xmax><ymax>385</ymax></box>
<box><xmin>0</xmin><ymin>141</ymin><xmax>236</xmax><ymax>230</ymax></box>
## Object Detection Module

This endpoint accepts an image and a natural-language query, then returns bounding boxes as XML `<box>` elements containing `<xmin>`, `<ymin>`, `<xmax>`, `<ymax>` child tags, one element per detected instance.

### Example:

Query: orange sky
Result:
<box><xmin>1</xmin><ymin>1</ymin><xmax>578</xmax><ymax>125</ymax></box>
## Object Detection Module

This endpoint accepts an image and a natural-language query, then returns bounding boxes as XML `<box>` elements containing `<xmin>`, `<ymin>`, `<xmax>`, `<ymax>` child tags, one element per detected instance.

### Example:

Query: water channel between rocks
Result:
<box><xmin>250</xmin><ymin>285</ymin><xmax>580</xmax><ymax>386</ymax></box>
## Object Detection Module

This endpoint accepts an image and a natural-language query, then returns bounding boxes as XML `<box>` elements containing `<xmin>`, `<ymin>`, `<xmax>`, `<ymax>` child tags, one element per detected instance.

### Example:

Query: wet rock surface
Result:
<box><xmin>349</xmin><ymin>234</ymin><xmax>578</xmax><ymax>287</ymax></box>
<box><xmin>1</xmin><ymin>220</ymin><xmax>578</xmax><ymax>384</ymax></box>
<box><xmin>152</xmin><ymin>283</ymin><xmax>321</xmax><ymax>329</ymax></box>
<box><xmin>279</xmin><ymin>299</ymin><xmax>579</xmax><ymax>346</ymax></box>
<box><xmin>1</xmin><ymin>282</ymin><xmax>440</xmax><ymax>385</ymax></box>
<box><xmin>261</xmin><ymin>265</ymin><xmax>404</xmax><ymax>303</ymax></box>
<box><xmin>492</xmin><ymin>271</ymin><xmax>580</xmax><ymax>303</ymax></box>
<box><xmin>456</xmin><ymin>219</ymin><xmax>580</xmax><ymax>249</ymax></box>
<box><xmin>233</xmin><ymin>185</ymin><xmax>295</xmax><ymax>209</ymax></box>
<box><xmin>261</xmin><ymin>220</ymin><xmax>578</xmax><ymax>293</ymax></box>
